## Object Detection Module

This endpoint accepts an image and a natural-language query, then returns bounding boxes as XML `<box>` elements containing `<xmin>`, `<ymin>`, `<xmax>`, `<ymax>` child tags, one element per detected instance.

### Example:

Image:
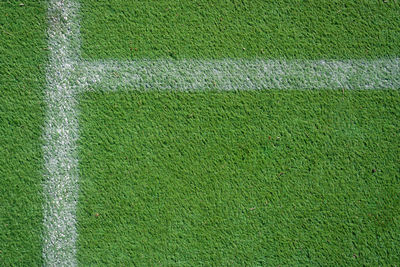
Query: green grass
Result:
<box><xmin>77</xmin><ymin>90</ymin><xmax>400</xmax><ymax>266</ymax></box>
<box><xmin>81</xmin><ymin>0</ymin><xmax>400</xmax><ymax>60</ymax></box>
<box><xmin>0</xmin><ymin>1</ymin><xmax>47</xmax><ymax>265</ymax></box>
<box><xmin>77</xmin><ymin>0</ymin><xmax>400</xmax><ymax>265</ymax></box>
<box><xmin>1</xmin><ymin>0</ymin><xmax>399</xmax><ymax>265</ymax></box>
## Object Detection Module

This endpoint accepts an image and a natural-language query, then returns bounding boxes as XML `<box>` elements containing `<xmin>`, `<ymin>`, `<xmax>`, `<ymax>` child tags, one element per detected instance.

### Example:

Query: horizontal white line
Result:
<box><xmin>44</xmin><ymin>0</ymin><xmax>399</xmax><ymax>264</ymax></box>
<box><xmin>77</xmin><ymin>58</ymin><xmax>400</xmax><ymax>91</ymax></box>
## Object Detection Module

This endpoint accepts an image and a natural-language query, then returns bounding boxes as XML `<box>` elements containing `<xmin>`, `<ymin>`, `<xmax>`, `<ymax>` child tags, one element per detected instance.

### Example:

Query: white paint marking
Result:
<box><xmin>43</xmin><ymin>0</ymin><xmax>399</xmax><ymax>265</ymax></box>
<box><xmin>43</xmin><ymin>0</ymin><xmax>80</xmax><ymax>266</ymax></box>
<box><xmin>78</xmin><ymin>58</ymin><xmax>400</xmax><ymax>91</ymax></box>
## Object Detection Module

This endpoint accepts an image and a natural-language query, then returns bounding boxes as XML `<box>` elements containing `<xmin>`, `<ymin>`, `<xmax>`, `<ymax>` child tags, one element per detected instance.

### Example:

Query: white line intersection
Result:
<box><xmin>42</xmin><ymin>0</ymin><xmax>400</xmax><ymax>265</ymax></box>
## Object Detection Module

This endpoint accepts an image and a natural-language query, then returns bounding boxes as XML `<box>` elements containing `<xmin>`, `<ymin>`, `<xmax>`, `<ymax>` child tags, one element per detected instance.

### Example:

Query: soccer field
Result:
<box><xmin>1</xmin><ymin>0</ymin><xmax>400</xmax><ymax>266</ymax></box>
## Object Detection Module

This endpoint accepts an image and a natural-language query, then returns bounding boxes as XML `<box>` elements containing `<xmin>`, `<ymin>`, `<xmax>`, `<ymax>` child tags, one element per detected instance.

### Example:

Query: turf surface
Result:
<box><xmin>81</xmin><ymin>0</ymin><xmax>400</xmax><ymax>60</ymax></box>
<box><xmin>77</xmin><ymin>0</ymin><xmax>400</xmax><ymax>265</ymax></box>
<box><xmin>0</xmin><ymin>1</ymin><xmax>47</xmax><ymax>265</ymax></box>
<box><xmin>77</xmin><ymin>90</ymin><xmax>400</xmax><ymax>265</ymax></box>
<box><xmin>1</xmin><ymin>0</ymin><xmax>399</xmax><ymax>265</ymax></box>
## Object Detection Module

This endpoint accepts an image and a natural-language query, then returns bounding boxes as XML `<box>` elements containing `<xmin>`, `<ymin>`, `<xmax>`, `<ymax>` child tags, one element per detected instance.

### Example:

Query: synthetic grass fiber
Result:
<box><xmin>75</xmin><ymin>0</ymin><xmax>400</xmax><ymax>265</ymax></box>
<box><xmin>0</xmin><ymin>1</ymin><xmax>47</xmax><ymax>265</ymax></box>
<box><xmin>77</xmin><ymin>90</ymin><xmax>400</xmax><ymax>265</ymax></box>
<box><xmin>1</xmin><ymin>0</ymin><xmax>400</xmax><ymax>265</ymax></box>
<box><xmin>81</xmin><ymin>0</ymin><xmax>400</xmax><ymax>60</ymax></box>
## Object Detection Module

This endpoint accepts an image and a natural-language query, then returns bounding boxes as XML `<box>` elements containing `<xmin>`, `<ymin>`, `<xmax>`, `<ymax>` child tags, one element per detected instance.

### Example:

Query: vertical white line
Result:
<box><xmin>43</xmin><ymin>0</ymin><xmax>80</xmax><ymax>265</ymax></box>
<box><xmin>40</xmin><ymin>0</ymin><xmax>399</xmax><ymax>264</ymax></box>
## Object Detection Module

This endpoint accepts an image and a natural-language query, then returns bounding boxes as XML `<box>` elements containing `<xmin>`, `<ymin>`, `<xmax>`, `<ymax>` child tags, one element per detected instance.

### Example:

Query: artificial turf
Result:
<box><xmin>77</xmin><ymin>90</ymin><xmax>400</xmax><ymax>265</ymax></box>
<box><xmin>0</xmin><ymin>1</ymin><xmax>47</xmax><ymax>265</ymax></box>
<box><xmin>80</xmin><ymin>0</ymin><xmax>400</xmax><ymax>60</ymax></box>
<box><xmin>1</xmin><ymin>0</ymin><xmax>399</xmax><ymax>265</ymax></box>
<box><xmin>76</xmin><ymin>0</ymin><xmax>400</xmax><ymax>265</ymax></box>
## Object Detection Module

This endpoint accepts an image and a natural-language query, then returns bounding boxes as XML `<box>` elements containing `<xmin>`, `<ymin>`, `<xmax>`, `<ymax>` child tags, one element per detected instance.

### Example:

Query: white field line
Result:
<box><xmin>43</xmin><ymin>0</ymin><xmax>400</xmax><ymax>265</ymax></box>
<box><xmin>79</xmin><ymin>58</ymin><xmax>400</xmax><ymax>91</ymax></box>
<box><xmin>43</xmin><ymin>0</ymin><xmax>80</xmax><ymax>266</ymax></box>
